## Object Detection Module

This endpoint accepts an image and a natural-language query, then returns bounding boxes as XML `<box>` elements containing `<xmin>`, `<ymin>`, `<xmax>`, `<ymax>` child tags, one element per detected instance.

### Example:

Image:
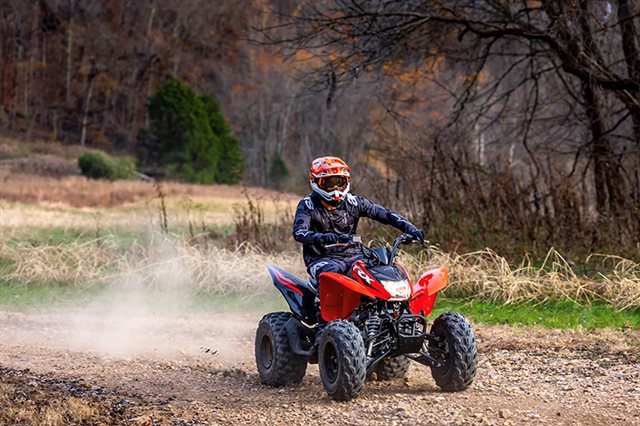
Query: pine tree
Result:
<box><xmin>136</xmin><ymin>77</ymin><xmax>219</xmax><ymax>183</ymax></box>
<box><xmin>201</xmin><ymin>94</ymin><xmax>244</xmax><ymax>184</ymax></box>
<box><xmin>137</xmin><ymin>77</ymin><xmax>243</xmax><ymax>184</ymax></box>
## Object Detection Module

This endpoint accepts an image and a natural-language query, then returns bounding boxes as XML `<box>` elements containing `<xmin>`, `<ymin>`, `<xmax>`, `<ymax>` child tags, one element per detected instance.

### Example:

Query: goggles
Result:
<box><xmin>317</xmin><ymin>175</ymin><xmax>349</xmax><ymax>191</ymax></box>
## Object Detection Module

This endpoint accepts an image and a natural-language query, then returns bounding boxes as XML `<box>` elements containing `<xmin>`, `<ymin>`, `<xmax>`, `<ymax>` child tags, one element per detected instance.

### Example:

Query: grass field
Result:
<box><xmin>1</xmin><ymin>143</ymin><xmax>639</xmax><ymax>331</ymax></box>
<box><xmin>2</xmin><ymin>281</ymin><xmax>638</xmax><ymax>330</ymax></box>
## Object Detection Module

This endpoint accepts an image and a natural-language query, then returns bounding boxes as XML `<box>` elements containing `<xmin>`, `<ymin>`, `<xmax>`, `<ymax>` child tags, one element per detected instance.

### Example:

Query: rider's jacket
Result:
<box><xmin>293</xmin><ymin>192</ymin><xmax>419</xmax><ymax>266</ymax></box>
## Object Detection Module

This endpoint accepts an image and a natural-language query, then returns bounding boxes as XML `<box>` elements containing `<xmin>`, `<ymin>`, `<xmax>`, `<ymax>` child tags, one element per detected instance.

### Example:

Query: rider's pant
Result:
<box><xmin>307</xmin><ymin>254</ymin><xmax>363</xmax><ymax>285</ymax></box>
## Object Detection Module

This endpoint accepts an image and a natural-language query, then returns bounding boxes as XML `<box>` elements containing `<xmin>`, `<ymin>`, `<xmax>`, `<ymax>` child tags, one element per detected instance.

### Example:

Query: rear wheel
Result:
<box><xmin>255</xmin><ymin>312</ymin><xmax>307</xmax><ymax>386</ymax></box>
<box><xmin>373</xmin><ymin>355</ymin><xmax>411</xmax><ymax>381</ymax></box>
<box><xmin>318</xmin><ymin>320</ymin><xmax>366</xmax><ymax>401</ymax></box>
<box><xmin>428</xmin><ymin>312</ymin><xmax>477</xmax><ymax>391</ymax></box>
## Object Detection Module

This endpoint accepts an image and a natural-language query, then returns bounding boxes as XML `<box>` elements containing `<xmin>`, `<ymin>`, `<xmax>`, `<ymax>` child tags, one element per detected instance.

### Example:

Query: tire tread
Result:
<box><xmin>374</xmin><ymin>356</ymin><xmax>410</xmax><ymax>381</ymax></box>
<box><xmin>319</xmin><ymin>320</ymin><xmax>366</xmax><ymax>401</ymax></box>
<box><xmin>255</xmin><ymin>312</ymin><xmax>307</xmax><ymax>386</ymax></box>
<box><xmin>429</xmin><ymin>312</ymin><xmax>477</xmax><ymax>392</ymax></box>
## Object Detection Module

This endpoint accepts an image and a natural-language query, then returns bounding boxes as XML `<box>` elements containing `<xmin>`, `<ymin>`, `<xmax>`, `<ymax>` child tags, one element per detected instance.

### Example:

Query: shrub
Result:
<box><xmin>78</xmin><ymin>151</ymin><xmax>136</xmax><ymax>180</ymax></box>
<box><xmin>112</xmin><ymin>156</ymin><xmax>136</xmax><ymax>180</ymax></box>
<box><xmin>78</xmin><ymin>151</ymin><xmax>114</xmax><ymax>180</ymax></box>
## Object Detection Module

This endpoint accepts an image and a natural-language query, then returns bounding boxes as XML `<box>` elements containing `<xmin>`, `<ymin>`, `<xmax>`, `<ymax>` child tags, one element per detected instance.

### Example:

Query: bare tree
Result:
<box><xmin>259</xmin><ymin>0</ymin><xmax>639</xmax><ymax>251</ymax></box>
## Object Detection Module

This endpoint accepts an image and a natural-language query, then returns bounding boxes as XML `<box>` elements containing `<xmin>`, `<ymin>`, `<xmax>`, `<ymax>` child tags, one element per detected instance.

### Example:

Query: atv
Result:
<box><xmin>255</xmin><ymin>233</ymin><xmax>477</xmax><ymax>401</ymax></box>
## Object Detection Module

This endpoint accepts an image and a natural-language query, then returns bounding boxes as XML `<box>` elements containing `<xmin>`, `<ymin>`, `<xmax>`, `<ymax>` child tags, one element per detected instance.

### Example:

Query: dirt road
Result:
<box><xmin>1</xmin><ymin>309</ymin><xmax>639</xmax><ymax>425</ymax></box>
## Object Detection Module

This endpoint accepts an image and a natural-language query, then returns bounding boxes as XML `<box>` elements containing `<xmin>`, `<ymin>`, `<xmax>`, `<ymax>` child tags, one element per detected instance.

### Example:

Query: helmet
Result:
<box><xmin>309</xmin><ymin>156</ymin><xmax>351</xmax><ymax>206</ymax></box>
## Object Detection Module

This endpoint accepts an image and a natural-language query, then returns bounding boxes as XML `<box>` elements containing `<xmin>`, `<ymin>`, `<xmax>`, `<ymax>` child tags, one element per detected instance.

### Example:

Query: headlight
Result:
<box><xmin>381</xmin><ymin>279</ymin><xmax>411</xmax><ymax>301</ymax></box>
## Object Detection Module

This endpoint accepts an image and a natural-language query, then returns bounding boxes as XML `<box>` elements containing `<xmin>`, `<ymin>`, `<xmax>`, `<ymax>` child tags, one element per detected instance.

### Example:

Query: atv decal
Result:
<box><xmin>272</xmin><ymin>268</ymin><xmax>303</xmax><ymax>295</ymax></box>
<box><xmin>349</xmin><ymin>261</ymin><xmax>392</xmax><ymax>299</ymax></box>
<box><xmin>351</xmin><ymin>261</ymin><xmax>380</xmax><ymax>291</ymax></box>
<box><xmin>353</xmin><ymin>264</ymin><xmax>374</xmax><ymax>285</ymax></box>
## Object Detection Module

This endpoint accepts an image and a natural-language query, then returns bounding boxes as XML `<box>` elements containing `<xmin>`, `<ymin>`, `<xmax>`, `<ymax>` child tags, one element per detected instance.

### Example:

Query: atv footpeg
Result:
<box><xmin>395</xmin><ymin>314</ymin><xmax>427</xmax><ymax>354</ymax></box>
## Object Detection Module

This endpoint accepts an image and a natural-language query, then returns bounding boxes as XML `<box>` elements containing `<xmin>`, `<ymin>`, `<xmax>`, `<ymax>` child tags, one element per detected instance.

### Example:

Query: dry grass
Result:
<box><xmin>0</xmin><ymin>181</ymin><xmax>296</xmax><ymax>234</ymax></box>
<box><xmin>0</xmin><ymin>236</ymin><xmax>306</xmax><ymax>295</ymax></box>
<box><xmin>2</xmin><ymin>236</ymin><xmax>638</xmax><ymax>310</ymax></box>
<box><xmin>0</xmin><ymin>136</ymin><xmax>88</xmax><ymax>160</ymax></box>
<box><xmin>401</xmin><ymin>247</ymin><xmax>640</xmax><ymax>310</ymax></box>
<box><xmin>0</xmin><ymin>174</ymin><xmax>297</xmax><ymax>209</ymax></box>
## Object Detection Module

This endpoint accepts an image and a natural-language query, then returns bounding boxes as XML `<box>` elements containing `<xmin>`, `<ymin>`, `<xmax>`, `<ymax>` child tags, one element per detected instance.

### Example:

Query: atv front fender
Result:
<box><xmin>318</xmin><ymin>272</ymin><xmax>364</xmax><ymax>322</ymax></box>
<box><xmin>409</xmin><ymin>267</ymin><xmax>448</xmax><ymax>316</ymax></box>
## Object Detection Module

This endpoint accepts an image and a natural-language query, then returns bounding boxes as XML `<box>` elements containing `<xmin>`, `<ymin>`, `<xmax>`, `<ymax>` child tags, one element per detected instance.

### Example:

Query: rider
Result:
<box><xmin>293</xmin><ymin>156</ymin><xmax>424</xmax><ymax>288</ymax></box>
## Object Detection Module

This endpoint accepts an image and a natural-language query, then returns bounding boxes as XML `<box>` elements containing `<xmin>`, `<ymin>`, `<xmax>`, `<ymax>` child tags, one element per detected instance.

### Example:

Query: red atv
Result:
<box><xmin>255</xmin><ymin>234</ymin><xmax>477</xmax><ymax>401</ymax></box>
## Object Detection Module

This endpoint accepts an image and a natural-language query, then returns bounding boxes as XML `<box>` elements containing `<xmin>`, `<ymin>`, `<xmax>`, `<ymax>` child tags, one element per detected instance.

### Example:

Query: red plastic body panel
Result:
<box><xmin>409</xmin><ymin>267</ymin><xmax>449</xmax><ymax>316</ymax></box>
<box><xmin>318</xmin><ymin>266</ymin><xmax>391</xmax><ymax>322</ymax></box>
<box><xmin>318</xmin><ymin>273</ymin><xmax>362</xmax><ymax>322</ymax></box>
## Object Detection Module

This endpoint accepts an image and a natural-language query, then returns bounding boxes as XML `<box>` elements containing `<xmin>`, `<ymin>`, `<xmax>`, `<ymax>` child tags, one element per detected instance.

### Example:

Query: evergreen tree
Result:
<box><xmin>137</xmin><ymin>77</ymin><xmax>243</xmax><ymax>184</ymax></box>
<box><xmin>137</xmin><ymin>77</ymin><xmax>220</xmax><ymax>183</ymax></box>
<box><xmin>201</xmin><ymin>94</ymin><xmax>244</xmax><ymax>184</ymax></box>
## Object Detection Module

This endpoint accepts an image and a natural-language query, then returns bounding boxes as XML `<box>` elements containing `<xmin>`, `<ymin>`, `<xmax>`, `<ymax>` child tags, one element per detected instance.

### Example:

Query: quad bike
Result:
<box><xmin>255</xmin><ymin>233</ymin><xmax>477</xmax><ymax>401</ymax></box>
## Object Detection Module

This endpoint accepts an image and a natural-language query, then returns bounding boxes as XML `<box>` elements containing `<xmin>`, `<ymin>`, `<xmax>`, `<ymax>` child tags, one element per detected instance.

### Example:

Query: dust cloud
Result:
<box><xmin>0</xmin><ymin>240</ymin><xmax>263</xmax><ymax>366</ymax></box>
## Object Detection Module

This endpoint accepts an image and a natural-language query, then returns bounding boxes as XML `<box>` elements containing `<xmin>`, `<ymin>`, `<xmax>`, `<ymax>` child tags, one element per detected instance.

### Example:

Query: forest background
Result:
<box><xmin>1</xmin><ymin>0</ymin><xmax>639</xmax><ymax>262</ymax></box>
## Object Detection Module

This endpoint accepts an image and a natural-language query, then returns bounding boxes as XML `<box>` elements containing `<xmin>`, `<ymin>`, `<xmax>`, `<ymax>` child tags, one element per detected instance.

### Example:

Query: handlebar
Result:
<box><xmin>324</xmin><ymin>233</ymin><xmax>429</xmax><ymax>264</ymax></box>
<box><xmin>390</xmin><ymin>233</ymin><xmax>429</xmax><ymax>258</ymax></box>
<box><xmin>324</xmin><ymin>234</ymin><xmax>362</xmax><ymax>249</ymax></box>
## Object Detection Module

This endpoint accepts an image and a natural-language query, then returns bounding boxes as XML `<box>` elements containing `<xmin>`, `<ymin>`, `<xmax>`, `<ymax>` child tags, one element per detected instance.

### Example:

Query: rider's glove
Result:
<box><xmin>409</xmin><ymin>228</ymin><xmax>425</xmax><ymax>243</ymax></box>
<box><xmin>317</xmin><ymin>233</ymin><xmax>351</xmax><ymax>245</ymax></box>
<box><xmin>317</xmin><ymin>233</ymin><xmax>341</xmax><ymax>245</ymax></box>
<box><xmin>338</xmin><ymin>234</ymin><xmax>352</xmax><ymax>243</ymax></box>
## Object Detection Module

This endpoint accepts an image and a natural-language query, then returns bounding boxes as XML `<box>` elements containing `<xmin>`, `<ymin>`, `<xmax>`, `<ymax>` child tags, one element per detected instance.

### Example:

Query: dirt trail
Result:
<box><xmin>1</xmin><ymin>309</ymin><xmax>639</xmax><ymax>425</ymax></box>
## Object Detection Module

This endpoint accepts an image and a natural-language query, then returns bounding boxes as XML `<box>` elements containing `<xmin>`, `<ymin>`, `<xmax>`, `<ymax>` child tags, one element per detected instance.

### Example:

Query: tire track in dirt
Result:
<box><xmin>1</xmin><ymin>310</ymin><xmax>639</xmax><ymax>425</ymax></box>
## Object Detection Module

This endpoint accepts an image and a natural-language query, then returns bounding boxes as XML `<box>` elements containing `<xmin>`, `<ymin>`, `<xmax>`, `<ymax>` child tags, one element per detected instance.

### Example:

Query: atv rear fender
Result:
<box><xmin>267</xmin><ymin>264</ymin><xmax>317</xmax><ymax>325</ymax></box>
<box><xmin>409</xmin><ymin>267</ymin><xmax>449</xmax><ymax>316</ymax></box>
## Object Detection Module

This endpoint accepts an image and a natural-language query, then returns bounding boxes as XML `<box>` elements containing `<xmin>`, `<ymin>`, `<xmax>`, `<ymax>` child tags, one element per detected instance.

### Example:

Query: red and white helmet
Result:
<box><xmin>309</xmin><ymin>156</ymin><xmax>351</xmax><ymax>205</ymax></box>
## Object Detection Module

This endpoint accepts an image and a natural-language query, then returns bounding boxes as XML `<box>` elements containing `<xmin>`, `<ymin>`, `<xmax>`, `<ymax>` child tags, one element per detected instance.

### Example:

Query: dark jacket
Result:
<box><xmin>293</xmin><ymin>192</ymin><xmax>419</xmax><ymax>266</ymax></box>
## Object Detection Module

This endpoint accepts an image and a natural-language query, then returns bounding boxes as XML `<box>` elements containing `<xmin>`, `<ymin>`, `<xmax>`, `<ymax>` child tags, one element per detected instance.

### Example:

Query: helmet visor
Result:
<box><xmin>318</xmin><ymin>175</ymin><xmax>348</xmax><ymax>191</ymax></box>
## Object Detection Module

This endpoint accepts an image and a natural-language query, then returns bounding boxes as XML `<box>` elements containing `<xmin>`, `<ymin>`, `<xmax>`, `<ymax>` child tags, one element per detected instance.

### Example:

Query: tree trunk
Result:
<box><xmin>0</xmin><ymin>15</ymin><xmax>8</xmax><ymax>108</ymax></box>
<box><xmin>617</xmin><ymin>0</ymin><xmax>640</xmax><ymax>146</ymax></box>
<box><xmin>583</xmin><ymin>81</ymin><xmax>625</xmax><ymax>218</ymax></box>
<box><xmin>80</xmin><ymin>72</ymin><xmax>96</xmax><ymax>146</ymax></box>
<box><xmin>577</xmin><ymin>0</ymin><xmax>627</xmax><ymax>220</ymax></box>
<box><xmin>65</xmin><ymin>0</ymin><xmax>75</xmax><ymax>106</ymax></box>
<box><xmin>10</xmin><ymin>32</ymin><xmax>21</xmax><ymax>128</ymax></box>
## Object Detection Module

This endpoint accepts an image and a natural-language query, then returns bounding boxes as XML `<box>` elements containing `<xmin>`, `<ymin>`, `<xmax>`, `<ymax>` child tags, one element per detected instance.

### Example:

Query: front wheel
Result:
<box><xmin>428</xmin><ymin>312</ymin><xmax>477</xmax><ymax>392</ymax></box>
<box><xmin>318</xmin><ymin>320</ymin><xmax>366</xmax><ymax>401</ymax></box>
<box><xmin>255</xmin><ymin>312</ymin><xmax>307</xmax><ymax>386</ymax></box>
